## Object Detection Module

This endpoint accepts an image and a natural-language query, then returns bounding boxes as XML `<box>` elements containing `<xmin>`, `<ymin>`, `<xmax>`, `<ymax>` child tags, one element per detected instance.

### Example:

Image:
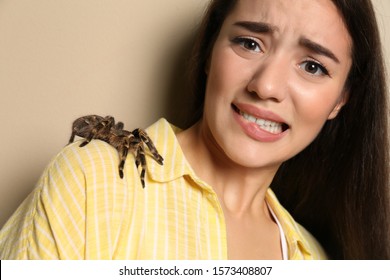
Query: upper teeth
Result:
<box><xmin>241</xmin><ymin>111</ymin><xmax>283</xmax><ymax>134</ymax></box>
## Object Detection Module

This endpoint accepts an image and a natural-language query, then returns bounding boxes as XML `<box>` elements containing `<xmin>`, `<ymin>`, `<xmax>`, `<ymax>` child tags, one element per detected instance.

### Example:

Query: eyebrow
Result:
<box><xmin>299</xmin><ymin>37</ymin><xmax>340</xmax><ymax>64</ymax></box>
<box><xmin>234</xmin><ymin>21</ymin><xmax>340</xmax><ymax>64</ymax></box>
<box><xmin>234</xmin><ymin>21</ymin><xmax>277</xmax><ymax>34</ymax></box>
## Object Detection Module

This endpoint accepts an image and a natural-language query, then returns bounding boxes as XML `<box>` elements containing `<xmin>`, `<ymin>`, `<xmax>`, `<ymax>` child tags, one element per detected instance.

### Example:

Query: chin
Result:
<box><xmin>222</xmin><ymin>146</ymin><xmax>283</xmax><ymax>171</ymax></box>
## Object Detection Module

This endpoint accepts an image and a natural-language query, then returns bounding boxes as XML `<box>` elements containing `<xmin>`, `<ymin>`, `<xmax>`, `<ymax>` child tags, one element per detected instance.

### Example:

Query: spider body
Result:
<box><xmin>69</xmin><ymin>115</ymin><xmax>163</xmax><ymax>188</ymax></box>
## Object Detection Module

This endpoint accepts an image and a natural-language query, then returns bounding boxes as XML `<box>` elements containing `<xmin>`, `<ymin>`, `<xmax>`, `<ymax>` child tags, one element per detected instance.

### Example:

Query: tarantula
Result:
<box><xmin>69</xmin><ymin>115</ymin><xmax>164</xmax><ymax>188</ymax></box>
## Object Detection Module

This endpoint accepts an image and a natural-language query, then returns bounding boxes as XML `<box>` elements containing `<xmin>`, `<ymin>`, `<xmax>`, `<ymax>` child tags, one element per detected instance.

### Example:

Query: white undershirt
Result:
<box><xmin>267</xmin><ymin>202</ymin><xmax>289</xmax><ymax>260</ymax></box>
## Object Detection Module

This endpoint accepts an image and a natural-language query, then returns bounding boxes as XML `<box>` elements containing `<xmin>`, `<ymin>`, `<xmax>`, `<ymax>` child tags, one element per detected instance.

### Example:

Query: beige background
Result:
<box><xmin>0</xmin><ymin>0</ymin><xmax>389</xmax><ymax>228</ymax></box>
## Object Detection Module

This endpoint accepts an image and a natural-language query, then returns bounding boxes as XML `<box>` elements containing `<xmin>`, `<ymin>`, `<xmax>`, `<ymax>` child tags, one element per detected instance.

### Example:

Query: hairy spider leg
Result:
<box><xmin>134</xmin><ymin>143</ymin><xmax>147</xmax><ymax>188</ymax></box>
<box><xmin>129</xmin><ymin>136</ymin><xmax>142</xmax><ymax>169</ymax></box>
<box><xmin>117</xmin><ymin>137</ymin><xmax>130</xmax><ymax>179</ymax></box>
<box><xmin>133</xmin><ymin>129</ymin><xmax>164</xmax><ymax>165</ymax></box>
<box><xmin>69</xmin><ymin>130</ymin><xmax>77</xmax><ymax>143</ymax></box>
<box><xmin>69</xmin><ymin>124</ymin><xmax>80</xmax><ymax>143</ymax></box>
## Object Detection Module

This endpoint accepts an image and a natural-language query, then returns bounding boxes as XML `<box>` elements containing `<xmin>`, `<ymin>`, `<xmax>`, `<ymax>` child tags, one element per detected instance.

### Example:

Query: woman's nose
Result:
<box><xmin>246</xmin><ymin>56</ymin><xmax>289</xmax><ymax>102</ymax></box>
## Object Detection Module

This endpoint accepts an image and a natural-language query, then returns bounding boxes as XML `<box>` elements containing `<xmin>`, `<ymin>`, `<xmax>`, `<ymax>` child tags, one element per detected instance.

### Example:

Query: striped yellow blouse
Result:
<box><xmin>0</xmin><ymin>118</ymin><xmax>326</xmax><ymax>259</ymax></box>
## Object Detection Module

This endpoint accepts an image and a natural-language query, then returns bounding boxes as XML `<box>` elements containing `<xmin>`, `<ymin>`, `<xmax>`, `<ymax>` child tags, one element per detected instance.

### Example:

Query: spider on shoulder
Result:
<box><xmin>69</xmin><ymin>115</ymin><xmax>163</xmax><ymax>188</ymax></box>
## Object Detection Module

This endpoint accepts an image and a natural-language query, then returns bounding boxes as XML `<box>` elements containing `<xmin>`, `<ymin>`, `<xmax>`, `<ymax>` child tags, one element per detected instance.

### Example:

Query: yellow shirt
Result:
<box><xmin>0</xmin><ymin>118</ymin><xmax>326</xmax><ymax>259</ymax></box>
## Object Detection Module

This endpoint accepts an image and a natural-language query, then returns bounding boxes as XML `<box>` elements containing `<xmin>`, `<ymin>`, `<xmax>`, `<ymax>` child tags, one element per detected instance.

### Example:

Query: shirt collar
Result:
<box><xmin>145</xmin><ymin>118</ymin><xmax>213</xmax><ymax>192</ymax></box>
<box><xmin>266</xmin><ymin>189</ymin><xmax>314</xmax><ymax>259</ymax></box>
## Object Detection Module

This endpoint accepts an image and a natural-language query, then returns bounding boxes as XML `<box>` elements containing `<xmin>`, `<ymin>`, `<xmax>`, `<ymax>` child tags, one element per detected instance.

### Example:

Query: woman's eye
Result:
<box><xmin>232</xmin><ymin>37</ymin><xmax>262</xmax><ymax>53</ymax></box>
<box><xmin>300</xmin><ymin>61</ymin><xmax>329</xmax><ymax>76</ymax></box>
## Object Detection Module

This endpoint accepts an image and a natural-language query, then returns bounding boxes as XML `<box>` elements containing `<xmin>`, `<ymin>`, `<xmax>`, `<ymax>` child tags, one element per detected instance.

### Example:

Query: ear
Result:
<box><xmin>327</xmin><ymin>90</ymin><xmax>349</xmax><ymax>120</ymax></box>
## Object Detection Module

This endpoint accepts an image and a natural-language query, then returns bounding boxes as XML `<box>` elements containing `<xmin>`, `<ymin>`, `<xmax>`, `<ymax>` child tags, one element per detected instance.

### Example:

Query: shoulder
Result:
<box><xmin>30</xmin><ymin>138</ymin><xmax>141</xmax><ymax>223</ymax></box>
<box><xmin>47</xmin><ymin>118</ymin><xmax>174</xmax><ymax>192</ymax></box>
<box><xmin>57</xmin><ymin>139</ymin><xmax>121</xmax><ymax>175</ymax></box>
<box><xmin>38</xmin><ymin>138</ymin><xmax>138</xmax><ymax>218</ymax></box>
<box><xmin>47</xmin><ymin>139</ymin><xmax>137</xmax><ymax>184</ymax></box>
<box><xmin>0</xmin><ymin>140</ymin><xmax>138</xmax><ymax>259</ymax></box>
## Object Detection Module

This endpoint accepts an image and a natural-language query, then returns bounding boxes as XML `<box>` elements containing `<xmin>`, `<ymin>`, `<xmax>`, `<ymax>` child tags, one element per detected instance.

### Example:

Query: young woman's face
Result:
<box><xmin>202</xmin><ymin>0</ymin><xmax>352</xmax><ymax>170</ymax></box>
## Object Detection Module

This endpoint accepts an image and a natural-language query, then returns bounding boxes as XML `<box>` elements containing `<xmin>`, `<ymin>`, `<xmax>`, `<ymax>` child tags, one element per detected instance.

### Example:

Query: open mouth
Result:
<box><xmin>232</xmin><ymin>104</ymin><xmax>289</xmax><ymax>134</ymax></box>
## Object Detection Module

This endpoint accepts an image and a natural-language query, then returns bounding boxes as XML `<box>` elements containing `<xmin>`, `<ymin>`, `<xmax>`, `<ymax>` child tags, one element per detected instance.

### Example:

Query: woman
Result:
<box><xmin>184</xmin><ymin>0</ymin><xmax>390</xmax><ymax>259</ymax></box>
<box><xmin>0</xmin><ymin>0</ymin><xmax>388</xmax><ymax>259</ymax></box>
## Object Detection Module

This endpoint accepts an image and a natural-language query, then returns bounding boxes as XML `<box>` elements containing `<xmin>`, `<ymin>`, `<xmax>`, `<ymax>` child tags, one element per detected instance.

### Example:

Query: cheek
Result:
<box><xmin>292</xmin><ymin>84</ymin><xmax>344</xmax><ymax>127</ymax></box>
<box><xmin>204</xmin><ymin>60</ymin><xmax>232</xmax><ymax>117</ymax></box>
<box><xmin>206</xmin><ymin>47</ymin><xmax>246</xmax><ymax>98</ymax></box>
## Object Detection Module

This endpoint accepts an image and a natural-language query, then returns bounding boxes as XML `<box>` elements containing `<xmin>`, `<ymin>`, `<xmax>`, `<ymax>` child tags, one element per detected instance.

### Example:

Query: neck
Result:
<box><xmin>177</xmin><ymin>120</ymin><xmax>279</xmax><ymax>215</ymax></box>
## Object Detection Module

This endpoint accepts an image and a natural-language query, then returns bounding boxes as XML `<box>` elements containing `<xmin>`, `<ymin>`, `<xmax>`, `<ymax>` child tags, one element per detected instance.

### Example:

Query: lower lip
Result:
<box><xmin>233</xmin><ymin>108</ymin><xmax>288</xmax><ymax>142</ymax></box>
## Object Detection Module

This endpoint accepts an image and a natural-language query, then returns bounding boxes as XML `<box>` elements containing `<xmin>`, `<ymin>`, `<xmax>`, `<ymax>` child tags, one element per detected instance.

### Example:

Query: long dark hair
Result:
<box><xmin>185</xmin><ymin>0</ymin><xmax>390</xmax><ymax>259</ymax></box>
